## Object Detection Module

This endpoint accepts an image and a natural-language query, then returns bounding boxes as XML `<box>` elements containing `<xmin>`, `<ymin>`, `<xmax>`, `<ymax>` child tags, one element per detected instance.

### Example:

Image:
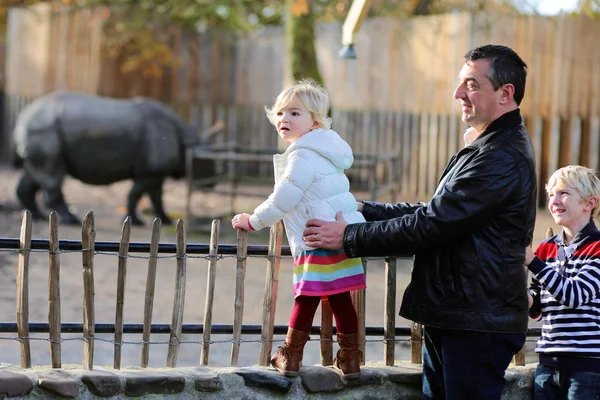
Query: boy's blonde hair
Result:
<box><xmin>546</xmin><ymin>165</ymin><xmax>600</xmax><ymax>218</ymax></box>
<box><xmin>265</xmin><ymin>79</ymin><xmax>332</xmax><ymax>130</ymax></box>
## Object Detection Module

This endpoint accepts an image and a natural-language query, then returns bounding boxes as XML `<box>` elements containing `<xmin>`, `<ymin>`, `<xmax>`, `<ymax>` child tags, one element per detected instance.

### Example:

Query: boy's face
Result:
<box><xmin>275</xmin><ymin>102</ymin><xmax>318</xmax><ymax>144</ymax></box>
<box><xmin>547</xmin><ymin>180</ymin><xmax>595</xmax><ymax>230</ymax></box>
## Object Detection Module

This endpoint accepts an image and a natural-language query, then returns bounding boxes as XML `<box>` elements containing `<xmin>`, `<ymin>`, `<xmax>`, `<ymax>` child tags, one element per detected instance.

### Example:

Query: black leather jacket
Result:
<box><xmin>343</xmin><ymin>109</ymin><xmax>536</xmax><ymax>333</ymax></box>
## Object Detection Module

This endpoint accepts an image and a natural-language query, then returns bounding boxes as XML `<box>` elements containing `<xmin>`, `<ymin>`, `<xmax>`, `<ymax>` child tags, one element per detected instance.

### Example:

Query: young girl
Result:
<box><xmin>526</xmin><ymin>165</ymin><xmax>600</xmax><ymax>399</ymax></box>
<box><xmin>231</xmin><ymin>79</ymin><xmax>366</xmax><ymax>379</ymax></box>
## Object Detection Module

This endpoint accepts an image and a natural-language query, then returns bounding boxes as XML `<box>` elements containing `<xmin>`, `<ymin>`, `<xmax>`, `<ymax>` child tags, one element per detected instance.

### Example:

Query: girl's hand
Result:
<box><xmin>232</xmin><ymin>213</ymin><xmax>252</xmax><ymax>230</ymax></box>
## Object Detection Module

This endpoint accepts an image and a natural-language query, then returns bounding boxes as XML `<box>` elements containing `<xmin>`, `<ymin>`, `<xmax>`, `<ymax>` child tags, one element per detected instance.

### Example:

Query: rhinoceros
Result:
<box><xmin>13</xmin><ymin>91</ymin><xmax>214</xmax><ymax>226</ymax></box>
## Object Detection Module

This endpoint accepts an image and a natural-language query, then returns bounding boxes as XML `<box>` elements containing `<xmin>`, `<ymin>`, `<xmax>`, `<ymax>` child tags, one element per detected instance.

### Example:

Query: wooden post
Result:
<box><xmin>230</xmin><ymin>229</ymin><xmax>248</xmax><ymax>366</ymax></box>
<box><xmin>114</xmin><ymin>217</ymin><xmax>131</xmax><ymax>370</ymax></box>
<box><xmin>384</xmin><ymin>257</ymin><xmax>397</xmax><ymax>366</ymax></box>
<box><xmin>81</xmin><ymin>212</ymin><xmax>96</xmax><ymax>370</ymax></box>
<box><xmin>48</xmin><ymin>212</ymin><xmax>62</xmax><ymax>368</ymax></box>
<box><xmin>141</xmin><ymin>218</ymin><xmax>161</xmax><ymax>368</ymax></box>
<box><xmin>258</xmin><ymin>222</ymin><xmax>283</xmax><ymax>366</ymax></box>
<box><xmin>167</xmin><ymin>220</ymin><xmax>187</xmax><ymax>367</ymax></box>
<box><xmin>350</xmin><ymin>258</ymin><xmax>368</xmax><ymax>365</ymax></box>
<box><xmin>410</xmin><ymin>321</ymin><xmax>422</xmax><ymax>365</ymax></box>
<box><xmin>16</xmin><ymin>210</ymin><xmax>32</xmax><ymax>368</ymax></box>
<box><xmin>201</xmin><ymin>219</ymin><xmax>220</xmax><ymax>365</ymax></box>
<box><xmin>320</xmin><ymin>299</ymin><xmax>333</xmax><ymax>366</ymax></box>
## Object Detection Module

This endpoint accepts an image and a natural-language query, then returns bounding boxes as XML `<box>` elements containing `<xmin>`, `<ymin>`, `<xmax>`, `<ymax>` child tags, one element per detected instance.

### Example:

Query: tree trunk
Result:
<box><xmin>284</xmin><ymin>0</ymin><xmax>324</xmax><ymax>86</ymax></box>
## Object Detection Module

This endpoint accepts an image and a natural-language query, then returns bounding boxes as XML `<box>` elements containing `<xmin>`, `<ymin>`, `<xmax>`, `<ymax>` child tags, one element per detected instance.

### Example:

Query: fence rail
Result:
<box><xmin>0</xmin><ymin>209</ymin><xmax>541</xmax><ymax>371</ymax></box>
<box><xmin>2</xmin><ymin>209</ymin><xmax>421</xmax><ymax>370</ymax></box>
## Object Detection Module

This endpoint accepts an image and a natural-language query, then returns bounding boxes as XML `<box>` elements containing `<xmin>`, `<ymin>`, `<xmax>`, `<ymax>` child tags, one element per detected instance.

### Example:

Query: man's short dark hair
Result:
<box><xmin>464</xmin><ymin>44</ymin><xmax>528</xmax><ymax>106</ymax></box>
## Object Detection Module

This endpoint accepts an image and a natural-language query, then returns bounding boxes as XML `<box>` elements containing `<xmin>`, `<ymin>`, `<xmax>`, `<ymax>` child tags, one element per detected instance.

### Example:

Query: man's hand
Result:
<box><xmin>303</xmin><ymin>211</ymin><xmax>347</xmax><ymax>250</ymax></box>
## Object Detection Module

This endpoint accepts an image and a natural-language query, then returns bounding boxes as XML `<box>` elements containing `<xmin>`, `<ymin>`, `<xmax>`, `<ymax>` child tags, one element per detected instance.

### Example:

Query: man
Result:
<box><xmin>303</xmin><ymin>44</ymin><xmax>536</xmax><ymax>400</ymax></box>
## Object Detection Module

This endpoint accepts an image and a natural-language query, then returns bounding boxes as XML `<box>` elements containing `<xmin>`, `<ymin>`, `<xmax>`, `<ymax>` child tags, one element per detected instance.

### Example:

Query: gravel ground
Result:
<box><xmin>0</xmin><ymin>164</ymin><xmax>555</xmax><ymax>368</ymax></box>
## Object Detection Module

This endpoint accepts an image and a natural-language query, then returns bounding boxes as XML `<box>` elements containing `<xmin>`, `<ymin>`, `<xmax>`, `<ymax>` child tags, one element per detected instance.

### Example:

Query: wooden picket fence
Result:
<box><xmin>11</xmin><ymin>210</ymin><xmax>413</xmax><ymax>370</ymax></box>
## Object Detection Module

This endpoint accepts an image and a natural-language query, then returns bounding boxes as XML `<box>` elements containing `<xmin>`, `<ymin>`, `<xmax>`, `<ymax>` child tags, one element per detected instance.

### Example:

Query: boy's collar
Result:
<box><xmin>557</xmin><ymin>220</ymin><xmax>598</xmax><ymax>247</ymax></box>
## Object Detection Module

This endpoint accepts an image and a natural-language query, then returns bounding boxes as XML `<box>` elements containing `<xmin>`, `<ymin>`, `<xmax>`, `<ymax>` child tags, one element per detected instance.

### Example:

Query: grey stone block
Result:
<box><xmin>235</xmin><ymin>368</ymin><xmax>292</xmax><ymax>394</ymax></box>
<box><xmin>188</xmin><ymin>367</ymin><xmax>223</xmax><ymax>392</ymax></box>
<box><xmin>123</xmin><ymin>371</ymin><xmax>186</xmax><ymax>396</ymax></box>
<box><xmin>80</xmin><ymin>370</ymin><xmax>121</xmax><ymax>397</ymax></box>
<box><xmin>299</xmin><ymin>365</ymin><xmax>344</xmax><ymax>393</ymax></box>
<box><xmin>344</xmin><ymin>367</ymin><xmax>386</xmax><ymax>387</ymax></box>
<box><xmin>0</xmin><ymin>371</ymin><xmax>34</xmax><ymax>396</ymax></box>
<box><xmin>37</xmin><ymin>370</ymin><xmax>80</xmax><ymax>398</ymax></box>
<box><xmin>381</xmin><ymin>364</ymin><xmax>423</xmax><ymax>386</ymax></box>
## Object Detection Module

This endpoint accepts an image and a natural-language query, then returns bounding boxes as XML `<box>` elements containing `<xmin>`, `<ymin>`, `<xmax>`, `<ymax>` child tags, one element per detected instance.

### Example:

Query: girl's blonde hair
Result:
<box><xmin>265</xmin><ymin>79</ymin><xmax>332</xmax><ymax>130</ymax></box>
<box><xmin>546</xmin><ymin>165</ymin><xmax>600</xmax><ymax>218</ymax></box>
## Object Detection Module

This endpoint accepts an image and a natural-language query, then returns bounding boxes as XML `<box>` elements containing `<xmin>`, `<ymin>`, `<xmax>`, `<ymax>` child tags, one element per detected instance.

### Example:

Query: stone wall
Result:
<box><xmin>0</xmin><ymin>362</ymin><xmax>536</xmax><ymax>399</ymax></box>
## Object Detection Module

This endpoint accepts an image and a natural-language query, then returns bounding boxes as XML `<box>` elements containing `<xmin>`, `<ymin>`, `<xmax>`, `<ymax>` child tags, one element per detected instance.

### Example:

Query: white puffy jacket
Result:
<box><xmin>249</xmin><ymin>128</ymin><xmax>365</xmax><ymax>257</ymax></box>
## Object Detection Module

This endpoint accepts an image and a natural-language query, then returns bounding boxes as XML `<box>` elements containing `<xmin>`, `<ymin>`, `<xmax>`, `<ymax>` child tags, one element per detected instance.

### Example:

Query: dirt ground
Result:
<box><xmin>0</xmin><ymin>164</ymin><xmax>556</xmax><ymax>368</ymax></box>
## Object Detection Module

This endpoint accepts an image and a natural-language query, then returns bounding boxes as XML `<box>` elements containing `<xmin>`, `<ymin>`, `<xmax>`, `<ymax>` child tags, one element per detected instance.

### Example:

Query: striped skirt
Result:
<box><xmin>293</xmin><ymin>248</ymin><xmax>366</xmax><ymax>298</ymax></box>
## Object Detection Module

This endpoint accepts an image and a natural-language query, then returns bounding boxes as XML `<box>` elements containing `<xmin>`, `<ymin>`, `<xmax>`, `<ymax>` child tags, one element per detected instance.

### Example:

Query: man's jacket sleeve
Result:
<box><xmin>343</xmin><ymin>150</ymin><xmax>519</xmax><ymax>257</ymax></box>
<box><xmin>361</xmin><ymin>201</ymin><xmax>425</xmax><ymax>221</ymax></box>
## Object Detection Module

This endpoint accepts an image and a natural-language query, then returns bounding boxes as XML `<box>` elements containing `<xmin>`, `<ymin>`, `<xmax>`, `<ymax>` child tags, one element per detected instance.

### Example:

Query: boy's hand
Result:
<box><xmin>232</xmin><ymin>213</ymin><xmax>252</xmax><ymax>230</ymax></box>
<box><xmin>524</xmin><ymin>246</ymin><xmax>535</xmax><ymax>266</ymax></box>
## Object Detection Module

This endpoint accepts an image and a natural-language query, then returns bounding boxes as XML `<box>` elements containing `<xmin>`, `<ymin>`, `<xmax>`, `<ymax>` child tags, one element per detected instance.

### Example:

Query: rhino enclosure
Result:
<box><xmin>3</xmin><ymin>5</ymin><xmax>600</xmax><ymax>202</ymax></box>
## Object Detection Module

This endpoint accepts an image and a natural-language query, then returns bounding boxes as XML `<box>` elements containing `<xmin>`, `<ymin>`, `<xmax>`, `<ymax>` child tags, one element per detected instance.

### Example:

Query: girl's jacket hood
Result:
<box><xmin>284</xmin><ymin>128</ymin><xmax>354</xmax><ymax>170</ymax></box>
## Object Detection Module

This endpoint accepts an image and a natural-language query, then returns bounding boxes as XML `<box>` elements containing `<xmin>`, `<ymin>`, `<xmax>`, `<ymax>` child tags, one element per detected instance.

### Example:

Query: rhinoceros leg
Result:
<box><xmin>148</xmin><ymin>178</ymin><xmax>173</xmax><ymax>226</ymax></box>
<box><xmin>127</xmin><ymin>177</ymin><xmax>172</xmax><ymax>226</ymax></box>
<box><xmin>126</xmin><ymin>180</ymin><xmax>146</xmax><ymax>226</ymax></box>
<box><xmin>16</xmin><ymin>171</ymin><xmax>45</xmax><ymax>220</ymax></box>
<box><xmin>43</xmin><ymin>186</ymin><xmax>81</xmax><ymax>226</ymax></box>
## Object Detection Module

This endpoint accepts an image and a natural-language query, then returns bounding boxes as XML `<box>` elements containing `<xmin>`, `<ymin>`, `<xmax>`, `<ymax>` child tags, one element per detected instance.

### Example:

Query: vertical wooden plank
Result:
<box><xmin>16</xmin><ymin>210</ymin><xmax>32</xmax><ymax>369</ymax></box>
<box><xmin>320</xmin><ymin>299</ymin><xmax>333</xmax><ymax>366</ymax></box>
<box><xmin>141</xmin><ymin>218</ymin><xmax>161</xmax><ymax>368</ymax></box>
<box><xmin>350</xmin><ymin>258</ymin><xmax>368</xmax><ymax>365</ymax></box>
<box><xmin>409</xmin><ymin>114</ymin><xmax>420</xmax><ymax>197</ymax></box>
<box><xmin>230</xmin><ymin>229</ymin><xmax>248</xmax><ymax>366</ymax></box>
<box><xmin>166</xmin><ymin>220</ymin><xmax>187</xmax><ymax>368</ymax></box>
<box><xmin>531</xmin><ymin>117</ymin><xmax>544</xmax><ymax>204</ymax></box>
<box><xmin>113</xmin><ymin>217</ymin><xmax>131</xmax><ymax>370</ymax></box>
<box><xmin>401</xmin><ymin>113</ymin><xmax>411</xmax><ymax>197</ymax></box>
<box><xmin>81</xmin><ymin>211</ymin><xmax>96</xmax><ymax>370</ymax></box>
<box><xmin>418</xmin><ymin>114</ymin><xmax>429</xmax><ymax>198</ymax></box>
<box><xmin>48</xmin><ymin>211</ymin><xmax>61</xmax><ymax>368</ymax></box>
<box><xmin>437</xmin><ymin>114</ymin><xmax>449</xmax><ymax>178</ymax></box>
<box><xmin>384</xmin><ymin>257</ymin><xmax>396</xmax><ymax>366</ymax></box>
<box><xmin>258</xmin><ymin>222</ymin><xmax>283</xmax><ymax>366</ymax></box>
<box><xmin>201</xmin><ymin>220</ymin><xmax>220</xmax><ymax>365</ymax></box>
<box><xmin>427</xmin><ymin>114</ymin><xmax>439</xmax><ymax>197</ymax></box>
<box><xmin>410</xmin><ymin>321</ymin><xmax>423</xmax><ymax>365</ymax></box>
<box><xmin>548</xmin><ymin>116</ymin><xmax>561</xmax><ymax>175</ymax></box>
<box><xmin>569</xmin><ymin>117</ymin><xmax>582</xmax><ymax>165</ymax></box>
<box><xmin>588</xmin><ymin>118</ymin><xmax>600</xmax><ymax>172</ymax></box>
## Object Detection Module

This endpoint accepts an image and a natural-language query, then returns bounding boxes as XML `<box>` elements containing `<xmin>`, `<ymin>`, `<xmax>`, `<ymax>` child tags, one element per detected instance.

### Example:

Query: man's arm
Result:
<box><xmin>361</xmin><ymin>201</ymin><xmax>425</xmax><ymax>222</ymax></box>
<box><xmin>343</xmin><ymin>150</ymin><xmax>520</xmax><ymax>257</ymax></box>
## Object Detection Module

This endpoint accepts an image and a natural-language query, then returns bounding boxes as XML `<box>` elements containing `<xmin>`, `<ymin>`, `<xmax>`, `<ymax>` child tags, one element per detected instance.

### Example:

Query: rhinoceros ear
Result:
<box><xmin>199</xmin><ymin>120</ymin><xmax>225</xmax><ymax>143</ymax></box>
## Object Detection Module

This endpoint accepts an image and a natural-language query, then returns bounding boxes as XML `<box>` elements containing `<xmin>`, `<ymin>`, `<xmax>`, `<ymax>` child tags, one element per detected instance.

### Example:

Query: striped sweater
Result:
<box><xmin>528</xmin><ymin>221</ymin><xmax>600</xmax><ymax>361</ymax></box>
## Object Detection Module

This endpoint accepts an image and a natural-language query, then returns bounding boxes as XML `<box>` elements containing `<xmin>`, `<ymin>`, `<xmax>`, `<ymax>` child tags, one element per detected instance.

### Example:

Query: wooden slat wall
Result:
<box><xmin>5</xmin><ymin>9</ymin><xmax>600</xmax><ymax>200</ymax></box>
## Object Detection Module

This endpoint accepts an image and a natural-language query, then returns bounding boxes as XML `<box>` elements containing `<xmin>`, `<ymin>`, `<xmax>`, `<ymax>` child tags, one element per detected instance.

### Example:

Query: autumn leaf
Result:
<box><xmin>291</xmin><ymin>0</ymin><xmax>309</xmax><ymax>16</ymax></box>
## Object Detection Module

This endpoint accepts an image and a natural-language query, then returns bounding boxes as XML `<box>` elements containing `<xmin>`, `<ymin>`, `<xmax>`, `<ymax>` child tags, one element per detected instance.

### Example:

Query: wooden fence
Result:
<box><xmin>3</xmin><ymin>209</ymin><xmax>542</xmax><ymax>370</ymax></box>
<box><xmin>8</xmin><ymin>210</ymin><xmax>415</xmax><ymax>369</ymax></box>
<box><xmin>4</xmin><ymin>8</ymin><xmax>600</xmax><ymax>200</ymax></box>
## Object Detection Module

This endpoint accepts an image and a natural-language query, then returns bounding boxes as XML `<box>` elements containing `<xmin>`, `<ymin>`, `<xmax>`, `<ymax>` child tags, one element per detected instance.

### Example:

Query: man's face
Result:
<box><xmin>453</xmin><ymin>59</ymin><xmax>503</xmax><ymax>133</ymax></box>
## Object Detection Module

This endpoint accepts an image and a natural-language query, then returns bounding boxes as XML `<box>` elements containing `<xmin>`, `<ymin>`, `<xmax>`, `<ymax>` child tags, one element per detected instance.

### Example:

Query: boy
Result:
<box><xmin>526</xmin><ymin>165</ymin><xmax>600</xmax><ymax>399</ymax></box>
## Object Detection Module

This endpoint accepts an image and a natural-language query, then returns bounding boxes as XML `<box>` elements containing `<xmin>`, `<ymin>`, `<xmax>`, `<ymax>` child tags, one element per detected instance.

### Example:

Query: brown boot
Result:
<box><xmin>334</xmin><ymin>332</ymin><xmax>361</xmax><ymax>379</ymax></box>
<box><xmin>270</xmin><ymin>328</ymin><xmax>309</xmax><ymax>377</ymax></box>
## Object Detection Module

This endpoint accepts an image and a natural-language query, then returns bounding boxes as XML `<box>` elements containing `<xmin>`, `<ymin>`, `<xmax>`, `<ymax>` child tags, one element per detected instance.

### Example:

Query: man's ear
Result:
<box><xmin>499</xmin><ymin>83</ymin><xmax>515</xmax><ymax>105</ymax></box>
